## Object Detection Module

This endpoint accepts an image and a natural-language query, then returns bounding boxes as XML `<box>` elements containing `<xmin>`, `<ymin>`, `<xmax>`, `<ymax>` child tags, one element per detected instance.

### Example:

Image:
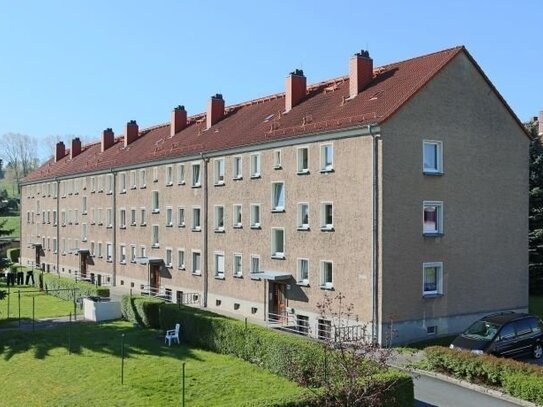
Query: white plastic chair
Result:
<box><xmin>165</xmin><ymin>323</ymin><xmax>181</xmax><ymax>346</ymax></box>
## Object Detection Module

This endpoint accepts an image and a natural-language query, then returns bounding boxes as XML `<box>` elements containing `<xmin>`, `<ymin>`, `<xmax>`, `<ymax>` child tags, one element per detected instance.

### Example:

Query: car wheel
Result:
<box><xmin>533</xmin><ymin>343</ymin><xmax>543</xmax><ymax>359</ymax></box>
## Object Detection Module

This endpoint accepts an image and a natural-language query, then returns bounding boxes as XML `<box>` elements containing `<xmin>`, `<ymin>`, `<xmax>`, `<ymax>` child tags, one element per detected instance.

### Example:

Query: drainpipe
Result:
<box><xmin>201</xmin><ymin>153</ymin><xmax>209</xmax><ymax>308</ymax></box>
<box><xmin>55</xmin><ymin>178</ymin><xmax>60</xmax><ymax>276</ymax></box>
<box><xmin>111</xmin><ymin>169</ymin><xmax>117</xmax><ymax>286</ymax></box>
<box><xmin>369</xmin><ymin>125</ymin><xmax>381</xmax><ymax>344</ymax></box>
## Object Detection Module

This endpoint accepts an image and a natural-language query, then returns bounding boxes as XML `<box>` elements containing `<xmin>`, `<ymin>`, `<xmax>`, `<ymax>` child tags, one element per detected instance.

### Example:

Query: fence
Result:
<box><xmin>135</xmin><ymin>286</ymin><xmax>201</xmax><ymax>306</ymax></box>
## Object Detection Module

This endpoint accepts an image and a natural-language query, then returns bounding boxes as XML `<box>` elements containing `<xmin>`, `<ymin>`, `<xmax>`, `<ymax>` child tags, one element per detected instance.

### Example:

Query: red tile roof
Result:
<box><xmin>25</xmin><ymin>46</ymin><xmax>471</xmax><ymax>182</ymax></box>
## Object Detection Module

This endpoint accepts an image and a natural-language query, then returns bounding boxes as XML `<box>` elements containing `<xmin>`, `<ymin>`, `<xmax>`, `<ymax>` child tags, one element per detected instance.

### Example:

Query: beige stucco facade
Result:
<box><xmin>20</xmin><ymin>52</ymin><xmax>528</xmax><ymax>344</ymax></box>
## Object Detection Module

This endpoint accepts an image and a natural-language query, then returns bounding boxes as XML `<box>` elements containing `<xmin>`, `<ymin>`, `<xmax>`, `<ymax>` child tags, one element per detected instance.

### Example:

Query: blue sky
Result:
<box><xmin>1</xmin><ymin>1</ymin><xmax>541</xmax><ymax>159</ymax></box>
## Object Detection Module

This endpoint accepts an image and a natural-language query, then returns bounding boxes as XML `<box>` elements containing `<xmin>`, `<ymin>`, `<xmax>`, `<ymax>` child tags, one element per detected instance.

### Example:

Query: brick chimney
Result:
<box><xmin>101</xmin><ymin>128</ymin><xmax>115</xmax><ymax>152</ymax></box>
<box><xmin>124</xmin><ymin>120</ymin><xmax>139</xmax><ymax>147</ymax></box>
<box><xmin>171</xmin><ymin>105</ymin><xmax>187</xmax><ymax>137</ymax></box>
<box><xmin>207</xmin><ymin>94</ymin><xmax>225</xmax><ymax>129</ymax></box>
<box><xmin>55</xmin><ymin>141</ymin><xmax>65</xmax><ymax>162</ymax></box>
<box><xmin>285</xmin><ymin>69</ymin><xmax>306</xmax><ymax>112</ymax></box>
<box><xmin>70</xmin><ymin>137</ymin><xmax>82</xmax><ymax>159</ymax></box>
<box><xmin>349</xmin><ymin>50</ymin><xmax>373</xmax><ymax>99</ymax></box>
<box><xmin>539</xmin><ymin>111</ymin><xmax>543</xmax><ymax>137</ymax></box>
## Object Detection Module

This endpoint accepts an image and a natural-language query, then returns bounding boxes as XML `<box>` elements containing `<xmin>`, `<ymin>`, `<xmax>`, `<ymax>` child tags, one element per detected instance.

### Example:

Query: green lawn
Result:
<box><xmin>0</xmin><ymin>215</ymin><xmax>20</xmax><ymax>237</ymax></box>
<box><xmin>0</xmin><ymin>320</ymin><xmax>309</xmax><ymax>406</ymax></box>
<box><xmin>0</xmin><ymin>281</ymin><xmax>76</xmax><ymax>325</ymax></box>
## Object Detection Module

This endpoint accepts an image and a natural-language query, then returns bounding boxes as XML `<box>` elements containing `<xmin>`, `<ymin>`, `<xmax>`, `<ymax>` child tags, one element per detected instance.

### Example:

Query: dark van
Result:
<box><xmin>450</xmin><ymin>312</ymin><xmax>543</xmax><ymax>359</ymax></box>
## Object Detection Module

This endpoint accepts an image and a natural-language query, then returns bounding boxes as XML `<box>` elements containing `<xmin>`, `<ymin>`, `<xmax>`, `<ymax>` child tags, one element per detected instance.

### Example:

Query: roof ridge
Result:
<box><xmin>379</xmin><ymin>45</ymin><xmax>464</xmax><ymax>69</ymax></box>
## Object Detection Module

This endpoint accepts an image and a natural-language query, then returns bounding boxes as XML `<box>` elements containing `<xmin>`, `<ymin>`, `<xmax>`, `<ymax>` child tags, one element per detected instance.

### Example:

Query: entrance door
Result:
<box><xmin>269</xmin><ymin>282</ymin><xmax>286</xmax><ymax>321</ymax></box>
<box><xmin>149</xmin><ymin>263</ymin><xmax>160</xmax><ymax>294</ymax></box>
<box><xmin>80</xmin><ymin>253</ymin><xmax>87</xmax><ymax>278</ymax></box>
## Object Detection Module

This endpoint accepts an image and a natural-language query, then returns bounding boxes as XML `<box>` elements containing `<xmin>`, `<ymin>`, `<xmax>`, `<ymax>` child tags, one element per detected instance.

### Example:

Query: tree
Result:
<box><xmin>288</xmin><ymin>292</ymin><xmax>400</xmax><ymax>406</ymax></box>
<box><xmin>528</xmin><ymin>119</ymin><xmax>543</xmax><ymax>294</ymax></box>
<box><xmin>0</xmin><ymin>132</ymin><xmax>39</xmax><ymax>187</ymax></box>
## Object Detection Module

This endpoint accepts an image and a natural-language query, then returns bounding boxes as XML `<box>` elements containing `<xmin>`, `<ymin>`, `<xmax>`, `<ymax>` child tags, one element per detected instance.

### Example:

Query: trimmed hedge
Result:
<box><xmin>121</xmin><ymin>295</ymin><xmax>163</xmax><ymax>328</ymax></box>
<box><xmin>37</xmin><ymin>271</ymin><xmax>110</xmax><ymax>301</ymax></box>
<box><xmin>425</xmin><ymin>346</ymin><xmax>543</xmax><ymax>404</ymax></box>
<box><xmin>123</xmin><ymin>297</ymin><xmax>414</xmax><ymax>406</ymax></box>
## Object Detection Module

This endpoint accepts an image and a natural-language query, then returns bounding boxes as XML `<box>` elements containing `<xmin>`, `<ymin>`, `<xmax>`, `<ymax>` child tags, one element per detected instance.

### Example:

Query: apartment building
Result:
<box><xmin>20</xmin><ymin>46</ymin><xmax>529</xmax><ymax>344</ymax></box>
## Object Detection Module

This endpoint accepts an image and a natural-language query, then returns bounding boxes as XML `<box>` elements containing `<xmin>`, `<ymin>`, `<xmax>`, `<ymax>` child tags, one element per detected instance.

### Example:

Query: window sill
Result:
<box><xmin>250</xmin><ymin>225</ymin><xmax>261</xmax><ymax>230</ymax></box>
<box><xmin>165</xmin><ymin>224</ymin><xmax>173</xmax><ymax>228</ymax></box>
<box><xmin>423</xmin><ymin>233</ymin><xmax>444</xmax><ymax>237</ymax></box>
<box><xmin>165</xmin><ymin>264</ymin><xmax>172</xmax><ymax>269</ymax></box>
<box><xmin>131</xmin><ymin>223</ymin><xmax>137</xmax><ymax>227</ymax></box>
<box><xmin>166</xmin><ymin>182</ymin><xmax>173</xmax><ymax>187</ymax></box>
<box><xmin>422</xmin><ymin>293</ymin><xmax>444</xmax><ymax>299</ymax></box>
<box><xmin>233</xmin><ymin>274</ymin><xmax>243</xmax><ymax>279</ymax></box>
<box><xmin>140</xmin><ymin>223</ymin><xmax>147</xmax><ymax>227</ymax></box>
<box><xmin>178</xmin><ymin>224</ymin><xmax>185</xmax><ymax>228</ymax></box>
<box><xmin>106</xmin><ymin>225</ymin><xmax>113</xmax><ymax>229</ymax></box>
<box><xmin>271</xmin><ymin>209</ymin><xmax>285</xmax><ymax>213</ymax></box>
<box><xmin>233</xmin><ymin>225</ymin><xmax>242</xmax><ymax>229</ymax></box>
<box><xmin>214</xmin><ymin>275</ymin><xmax>225</xmax><ymax>280</ymax></box>
<box><xmin>214</xmin><ymin>181</ymin><xmax>225</xmax><ymax>187</ymax></box>
<box><xmin>177</xmin><ymin>181</ymin><xmax>186</xmax><ymax>186</ymax></box>
<box><xmin>297</xmin><ymin>226</ymin><xmax>310</xmax><ymax>231</ymax></box>
<box><xmin>250</xmin><ymin>274</ymin><xmax>262</xmax><ymax>280</ymax></box>
<box><xmin>423</xmin><ymin>171</ymin><xmax>443</xmax><ymax>176</ymax></box>
<box><xmin>120</xmin><ymin>190</ymin><xmax>126</xmax><ymax>194</ymax></box>
<box><xmin>192</xmin><ymin>227</ymin><xmax>201</xmax><ymax>232</ymax></box>
<box><xmin>214</xmin><ymin>229</ymin><xmax>225</xmax><ymax>233</ymax></box>
<box><xmin>320</xmin><ymin>226</ymin><xmax>334</xmax><ymax>232</ymax></box>
<box><xmin>82</xmin><ymin>211</ymin><xmax>87</xmax><ymax>215</ymax></box>
<box><xmin>106</xmin><ymin>260</ymin><xmax>113</xmax><ymax>263</ymax></box>
<box><xmin>151</xmin><ymin>244</ymin><xmax>160</xmax><ymax>249</ymax></box>
<box><xmin>120</xmin><ymin>261</ymin><xmax>126</xmax><ymax>265</ymax></box>
<box><xmin>106</xmin><ymin>192</ymin><xmax>113</xmax><ymax>196</ymax></box>
<box><xmin>178</xmin><ymin>267</ymin><xmax>185</xmax><ymax>271</ymax></box>
<box><xmin>140</xmin><ymin>186</ymin><xmax>147</xmax><ymax>189</ymax></box>
<box><xmin>130</xmin><ymin>186</ymin><xmax>137</xmax><ymax>190</ymax></box>
<box><xmin>191</xmin><ymin>184</ymin><xmax>201</xmax><ymax>189</ymax></box>
<box><xmin>232</xmin><ymin>176</ymin><xmax>243</xmax><ymax>181</ymax></box>
<box><xmin>192</xmin><ymin>272</ymin><xmax>202</xmax><ymax>276</ymax></box>
<box><xmin>297</xmin><ymin>282</ymin><xmax>310</xmax><ymax>287</ymax></box>
<box><xmin>250</xmin><ymin>175</ymin><xmax>261</xmax><ymax>180</ymax></box>
<box><xmin>319</xmin><ymin>168</ymin><xmax>334</xmax><ymax>174</ymax></box>
<box><xmin>296</xmin><ymin>170</ymin><xmax>310</xmax><ymax>175</ymax></box>
<box><xmin>152</xmin><ymin>210</ymin><xmax>160</xmax><ymax>214</ymax></box>
<box><xmin>273</xmin><ymin>165</ymin><xmax>282</xmax><ymax>170</ymax></box>
<box><xmin>120</xmin><ymin>226</ymin><xmax>126</xmax><ymax>230</ymax></box>
<box><xmin>320</xmin><ymin>285</ymin><xmax>334</xmax><ymax>290</ymax></box>
<box><xmin>98</xmin><ymin>222</ymin><xmax>104</xmax><ymax>226</ymax></box>
<box><xmin>271</xmin><ymin>254</ymin><xmax>286</xmax><ymax>260</ymax></box>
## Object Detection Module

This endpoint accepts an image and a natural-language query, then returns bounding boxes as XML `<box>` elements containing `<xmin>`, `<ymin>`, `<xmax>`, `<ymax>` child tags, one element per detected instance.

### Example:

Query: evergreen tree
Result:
<box><xmin>528</xmin><ymin>119</ymin><xmax>543</xmax><ymax>294</ymax></box>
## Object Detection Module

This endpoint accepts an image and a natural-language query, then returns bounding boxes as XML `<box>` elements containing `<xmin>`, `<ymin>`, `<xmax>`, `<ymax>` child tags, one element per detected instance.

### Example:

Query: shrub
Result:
<box><xmin>36</xmin><ymin>272</ymin><xmax>109</xmax><ymax>301</ymax></box>
<box><xmin>7</xmin><ymin>248</ymin><xmax>19</xmax><ymax>263</ymax></box>
<box><xmin>126</xmin><ymin>297</ymin><xmax>414</xmax><ymax>406</ymax></box>
<box><xmin>425</xmin><ymin>346</ymin><xmax>543</xmax><ymax>403</ymax></box>
<box><xmin>503</xmin><ymin>373</ymin><xmax>543</xmax><ymax>405</ymax></box>
<box><xmin>121</xmin><ymin>295</ymin><xmax>163</xmax><ymax>328</ymax></box>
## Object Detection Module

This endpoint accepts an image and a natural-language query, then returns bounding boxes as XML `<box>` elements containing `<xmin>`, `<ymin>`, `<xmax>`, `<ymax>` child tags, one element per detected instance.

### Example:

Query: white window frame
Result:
<box><xmin>106</xmin><ymin>208</ymin><xmax>113</xmax><ymax>228</ymax></box>
<box><xmin>296</xmin><ymin>146</ymin><xmax>310</xmax><ymax>174</ymax></box>
<box><xmin>165</xmin><ymin>165</ymin><xmax>173</xmax><ymax>186</ymax></box>
<box><xmin>153</xmin><ymin>166</ymin><xmax>159</xmax><ymax>183</ymax></box>
<box><xmin>119</xmin><ymin>245</ymin><xmax>127</xmax><ymax>264</ymax></box>
<box><xmin>130</xmin><ymin>208</ymin><xmax>137</xmax><ymax>226</ymax></box>
<box><xmin>119</xmin><ymin>172</ymin><xmax>127</xmax><ymax>193</ymax></box>
<box><xmin>191</xmin><ymin>162</ymin><xmax>202</xmax><ymax>187</ymax></box>
<box><xmin>192</xmin><ymin>250</ymin><xmax>202</xmax><ymax>275</ymax></box>
<box><xmin>250</xmin><ymin>153</ymin><xmax>261</xmax><ymax>178</ymax></box>
<box><xmin>165</xmin><ymin>207</ymin><xmax>173</xmax><ymax>227</ymax></box>
<box><xmin>177</xmin><ymin>164</ymin><xmax>185</xmax><ymax>185</ymax></box>
<box><xmin>297</xmin><ymin>258</ymin><xmax>309</xmax><ymax>286</ymax></box>
<box><xmin>273</xmin><ymin>149</ymin><xmax>282</xmax><ymax>169</ymax></box>
<box><xmin>233</xmin><ymin>204</ymin><xmax>242</xmax><ymax>228</ymax></box>
<box><xmin>233</xmin><ymin>253</ymin><xmax>242</xmax><ymax>278</ymax></box>
<box><xmin>106</xmin><ymin>242</ymin><xmax>113</xmax><ymax>262</ymax></box>
<box><xmin>214</xmin><ymin>205</ymin><xmax>225</xmax><ymax>232</ymax></box>
<box><xmin>250</xmin><ymin>255</ymin><xmax>260</xmax><ymax>275</ymax></box>
<box><xmin>130</xmin><ymin>170</ymin><xmax>137</xmax><ymax>189</ymax></box>
<box><xmin>139</xmin><ymin>169</ymin><xmax>146</xmax><ymax>188</ymax></box>
<box><xmin>320</xmin><ymin>260</ymin><xmax>333</xmax><ymax>289</ymax></box>
<box><xmin>271</xmin><ymin>181</ymin><xmax>285</xmax><ymax>212</ymax></box>
<box><xmin>165</xmin><ymin>248</ymin><xmax>173</xmax><ymax>267</ymax></box>
<box><xmin>320</xmin><ymin>143</ymin><xmax>334</xmax><ymax>172</ymax></box>
<box><xmin>119</xmin><ymin>208</ymin><xmax>126</xmax><ymax>229</ymax></box>
<box><xmin>423</xmin><ymin>140</ymin><xmax>443</xmax><ymax>175</ymax></box>
<box><xmin>320</xmin><ymin>202</ymin><xmax>334</xmax><ymax>231</ymax></box>
<box><xmin>130</xmin><ymin>245</ymin><xmax>137</xmax><ymax>263</ymax></box>
<box><xmin>106</xmin><ymin>174</ymin><xmax>113</xmax><ymax>194</ymax></box>
<box><xmin>177</xmin><ymin>207</ymin><xmax>185</xmax><ymax>228</ymax></box>
<box><xmin>214</xmin><ymin>251</ymin><xmax>225</xmax><ymax>279</ymax></box>
<box><xmin>423</xmin><ymin>201</ymin><xmax>443</xmax><ymax>235</ymax></box>
<box><xmin>140</xmin><ymin>207</ymin><xmax>147</xmax><ymax>226</ymax></box>
<box><xmin>152</xmin><ymin>191</ymin><xmax>160</xmax><ymax>213</ymax></box>
<box><xmin>271</xmin><ymin>228</ymin><xmax>285</xmax><ymax>259</ymax></box>
<box><xmin>423</xmin><ymin>262</ymin><xmax>444</xmax><ymax>296</ymax></box>
<box><xmin>214</xmin><ymin>158</ymin><xmax>225</xmax><ymax>186</ymax></box>
<box><xmin>250</xmin><ymin>204</ymin><xmax>261</xmax><ymax>229</ymax></box>
<box><xmin>151</xmin><ymin>224</ymin><xmax>160</xmax><ymax>248</ymax></box>
<box><xmin>233</xmin><ymin>156</ymin><xmax>243</xmax><ymax>180</ymax></box>
<box><xmin>177</xmin><ymin>249</ymin><xmax>185</xmax><ymax>270</ymax></box>
<box><xmin>192</xmin><ymin>207</ymin><xmax>201</xmax><ymax>231</ymax></box>
<box><xmin>297</xmin><ymin>202</ymin><xmax>309</xmax><ymax>230</ymax></box>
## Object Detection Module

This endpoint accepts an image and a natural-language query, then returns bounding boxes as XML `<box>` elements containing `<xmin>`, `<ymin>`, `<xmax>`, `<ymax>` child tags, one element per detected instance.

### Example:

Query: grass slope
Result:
<box><xmin>0</xmin><ymin>215</ymin><xmax>20</xmax><ymax>237</ymax></box>
<box><xmin>0</xmin><ymin>321</ymin><xmax>308</xmax><ymax>407</ymax></box>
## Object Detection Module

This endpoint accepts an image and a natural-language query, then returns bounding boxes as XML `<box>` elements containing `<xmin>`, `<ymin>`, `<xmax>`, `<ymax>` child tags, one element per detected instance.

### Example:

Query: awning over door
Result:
<box><xmin>249</xmin><ymin>271</ymin><xmax>292</xmax><ymax>281</ymax></box>
<box><xmin>135</xmin><ymin>256</ymin><xmax>163</xmax><ymax>265</ymax></box>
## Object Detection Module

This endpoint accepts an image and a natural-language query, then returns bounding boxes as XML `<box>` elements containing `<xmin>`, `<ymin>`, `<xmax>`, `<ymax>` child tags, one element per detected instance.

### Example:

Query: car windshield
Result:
<box><xmin>463</xmin><ymin>320</ymin><xmax>501</xmax><ymax>340</ymax></box>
